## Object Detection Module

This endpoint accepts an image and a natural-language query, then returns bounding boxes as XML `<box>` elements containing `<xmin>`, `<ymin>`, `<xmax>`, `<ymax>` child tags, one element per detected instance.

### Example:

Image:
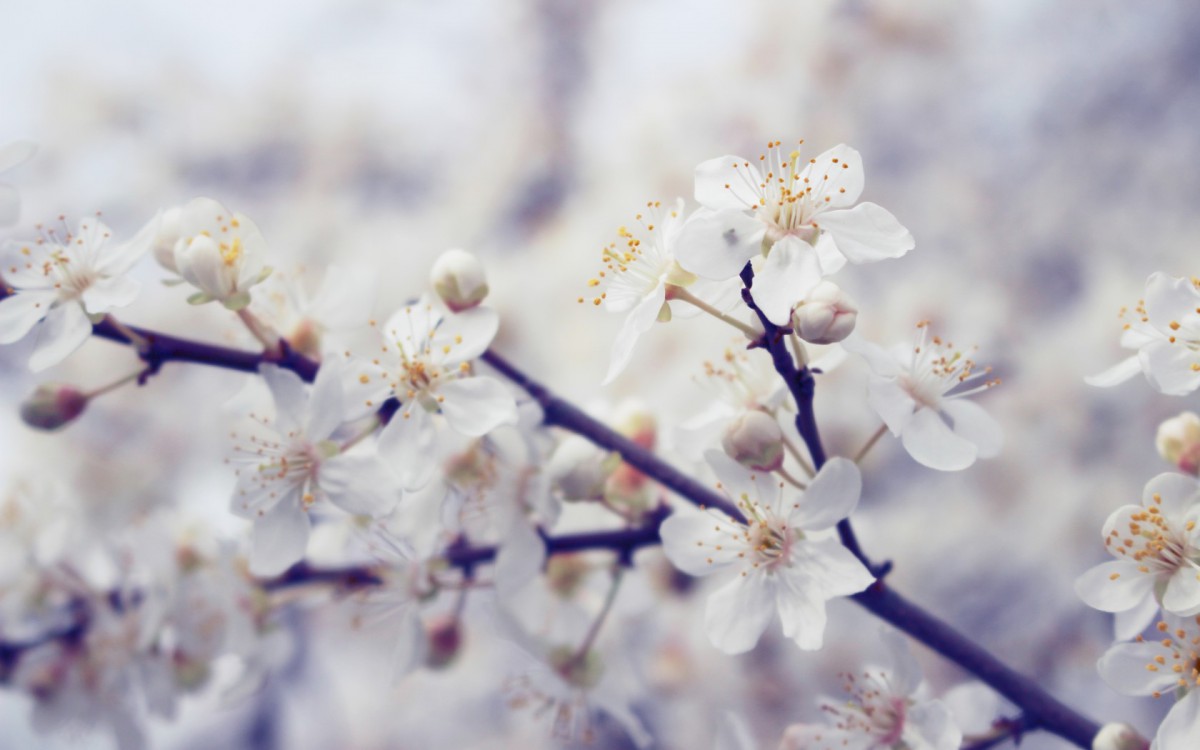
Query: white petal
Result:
<box><xmin>437</xmin><ymin>376</ymin><xmax>517</xmax><ymax>436</ymax></box>
<box><xmin>704</xmin><ymin>449</ymin><xmax>758</xmax><ymax>510</ymax></box>
<box><xmin>603</xmin><ymin>282</ymin><xmax>666</xmax><ymax>384</ymax></box>
<box><xmin>799</xmin><ymin>144</ymin><xmax>864</xmax><ymax>209</ymax></box>
<box><xmin>0</xmin><ymin>289</ymin><xmax>54</xmax><ymax>344</ymax></box>
<box><xmin>494</xmin><ymin>521</ymin><xmax>546</xmax><ymax>600</ymax></box>
<box><xmin>880</xmin><ymin>628</ymin><xmax>923</xmax><ymax>697</ymax></box>
<box><xmin>259</xmin><ymin>364</ymin><xmax>309</xmax><ymax>436</ymax></box>
<box><xmin>433</xmin><ymin>305</ymin><xmax>499</xmax><ymax>366</ymax></box>
<box><xmin>866</xmin><ymin>376</ymin><xmax>917</xmax><ymax>436</ymax></box>
<box><xmin>1144</xmin><ymin>272</ymin><xmax>1200</xmax><ymax>325</ymax></box>
<box><xmin>842</xmin><ymin>336</ymin><xmax>904</xmax><ymax>377</ymax></box>
<box><xmin>1084</xmin><ymin>355</ymin><xmax>1143</xmax><ymax>388</ymax></box>
<box><xmin>29</xmin><ymin>304</ymin><xmax>93</xmax><ymax>372</ymax></box>
<box><xmin>905</xmin><ymin>700</ymin><xmax>962</xmax><ymax>750</ymax></box>
<box><xmin>703</xmin><ymin>572</ymin><xmax>775</xmax><ymax>654</ymax></box>
<box><xmin>1114</xmin><ymin>593</ymin><xmax>1160</xmax><ymax>641</ymax></box>
<box><xmin>694</xmin><ymin>155</ymin><xmax>763</xmax><ymax>211</ymax></box>
<box><xmin>750</xmin><ymin>236</ymin><xmax>824</xmax><ymax>325</ymax></box>
<box><xmin>812</xmin><ymin>231</ymin><xmax>848</xmax><ymax>276</ymax></box>
<box><xmin>80</xmin><ymin>275</ymin><xmax>140</xmax><ymax>314</ymax></box>
<box><xmin>1143</xmin><ymin>473</ymin><xmax>1200</xmax><ymax>522</ymax></box>
<box><xmin>1140</xmin><ymin>340</ymin><xmax>1200</xmax><ymax>396</ymax></box>
<box><xmin>249</xmin><ymin>500</ymin><xmax>311</xmax><ymax>576</ymax></box>
<box><xmin>674</xmin><ymin>208</ymin><xmax>767</xmax><ymax>281</ymax></box>
<box><xmin>791</xmin><ymin>457</ymin><xmax>861</xmax><ymax>531</ymax></box>
<box><xmin>0</xmin><ymin>140</ymin><xmax>36</xmax><ymax>173</ymax></box>
<box><xmin>775</xmin><ymin>571</ymin><xmax>829</xmax><ymax>651</ymax></box>
<box><xmin>941</xmin><ymin>399</ymin><xmax>1003</xmax><ymax>459</ymax></box>
<box><xmin>714</xmin><ymin>713</ymin><xmax>756</xmax><ymax>750</ymax></box>
<box><xmin>795</xmin><ymin>538</ymin><xmax>875</xmax><ymax>597</ymax></box>
<box><xmin>901</xmin><ymin>408</ymin><xmax>978</xmax><ymax>471</ymax></box>
<box><xmin>1074</xmin><ymin>560</ymin><xmax>1154</xmax><ymax>613</ymax></box>
<box><xmin>1097</xmin><ymin>641</ymin><xmax>1181</xmax><ymax>696</ymax></box>
<box><xmin>96</xmin><ymin>217</ymin><xmax>156</xmax><ymax>275</ymax></box>
<box><xmin>818</xmin><ymin>202</ymin><xmax>914</xmax><ymax>264</ymax></box>
<box><xmin>780</xmin><ymin>726</ymin><xmax>871</xmax><ymax>750</ymax></box>
<box><xmin>390</xmin><ymin>604</ymin><xmax>427</xmax><ymax>683</ymax></box>
<box><xmin>307</xmin><ymin>264</ymin><xmax>376</xmax><ymax>329</ymax></box>
<box><xmin>1157</xmin><ymin>690</ymin><xmax>1200</xmax><ymax>750</ymax></box>
<box><xmin>376</xmin><ymin>405</ymin><xmax>436</xmax><ymax>490</ymax></box>
<box><xmin>307</xmin><ymin>359</ymin><xmax>347</xmax><ymax>440</ymax></box>
<box><xmin>320</xmin><ymin>454</ymin><xmax>399</xmax><ymax>516</ymax></box>
<box><xmin>1163</xmin><ymin>565</ymin><xmax>1200</xmax><ymax>615</ymax></box>
<box><xmin>659</xmin><ymin>510</ymin><xmax>740</xmax><ymax>576</ymax></box>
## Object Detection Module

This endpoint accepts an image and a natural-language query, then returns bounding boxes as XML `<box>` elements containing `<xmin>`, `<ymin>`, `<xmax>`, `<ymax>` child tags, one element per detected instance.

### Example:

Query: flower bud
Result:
<box><xmin>549</xmin><ymin>436</ymin><xmax>619</xmax><ymax>502</ymax></box>
<box><xmin>1092</xmin><ymin>723</ymin><xmax>1149</xmax><ymax>750</ymax></box>
<box><xmin>424</xmin><ymin>615</ymin><xmax>464</xmax><ymax>669</ymax></box>
<box><xmin>722</xmin><ymin>410</ymin><xmax>784</xmax><ymax>472</ymax></box>
<box><xmin>19</xmin><ymin>383</ymin><xmax>88</xmax><ymax>431</ymax></box>
<box><xmin>430</xmin><ymin>248</ymin><xmax>488</xmax><ymax>312</ymax></box>
<box><xmin>792</xmin><ymin>280</ymin><xmax>858</xmax><ymax>345</ymax></box>
<box><xmin>150</xmin><ymin>205</ymin><xmax>184</xmax><ymax>273</ymax></box>
<box><xmin>1156</xmin><ymin>411</ymin><xmax>1200</xmax><ymax>474</ymax></box>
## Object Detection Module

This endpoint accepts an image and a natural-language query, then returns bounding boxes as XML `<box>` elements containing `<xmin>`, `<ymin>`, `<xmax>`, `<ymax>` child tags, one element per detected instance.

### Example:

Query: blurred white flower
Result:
<box><xmin>1158</xmin><ymin>412</ymin><xmax>1200</xmax><ymax>475</ymax></box>
<box><xmin>1087</xmin><ymin>273</ymin><xmax>1200</xmax><ymax>396</ymax></box>
<box><xmin>250</xmin><ymin>263</ymin><xmax>376</xmax><ymax>358</ymax></box>
<box><xmin>356</xmin><ymin>527</ymin><xmax>438</xmax><ymax>682</ymax></box>
<box><xmin>675</xmin><ymin>141</ymin><xmax>913</xmax><ymax>324</ymax></box>
<box><xmin>660</xmin><ymin>452</ymin><xmax>872</xmax><ymax>653</ymax></box>
<box><xmin>0</xmin><ymin>140</ymin><xmax>36</xmax><ymax>226</ymax></box>
<box><xmin>358</xmin><ymin>296</ymin><xmax>518</xmax><ymax>490</ymax></box>
<box><xmin>1098</xmin><ymin>613</ymin><xmax>1200</xmax><ymax>750</ymax></box>
<box><xmin>165</xmin><ymin>197</ymin><xmax>272</xmax><ymax>311</ymax></box>
<box><xmin>780</xmin><ymin>630</ymin><xmax>962</xmax><ymax>750</ymax></box>
<box><xmin>0</xmin><ymin>218</ymin><xmax>152</xmax><ymax>371</ymax></box>
<box><xmin>845</xmin><ymin>323</ymin><xmax>1002</xmax><ymax>472</ymax></box>
<box><xmin>1076</xmin><ymin>473</ymin><xmax>1200</xmax><ymax>638</ymax></box>
<box><xmin>230</xmin><ymin>361</ymin><xmax>399</xmax><ymax>576</ymax></box>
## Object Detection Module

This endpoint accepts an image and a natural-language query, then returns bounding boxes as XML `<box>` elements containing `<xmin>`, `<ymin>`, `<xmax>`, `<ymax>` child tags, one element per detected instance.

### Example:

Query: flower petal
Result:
<box><xmin>0</xmin><ymin>141</ymin><xmax>36</xmax><ymax>173</ymax></box>
<box><xmin>941</xmin><ymin>399</ymin><xmax>1003</xmax><ymax>459</ymax></box>
<box><xmin>694</xmin><ymin>155</ymin><xmax>763</xmax><ymax>212</ymax></box>
<box><xmin>1074</xmin><ymin>560</ymin><xmax>1152</xmax><ymax>612</ymax></box>
<box><xmin>29</xmin><ymin>304</ymin><xmax>93</xmax><ymax>372</ymax></box>
<box><xmin>775</xmin><ymin>572</ymin><xmax>829</xmax><ymax>651</ymax></box>
<box><xmin>791</xmin><ymin>457</ymin><xmax>861</xmax><ymax>531</ymax></box>
<box><xmin>1163</xmin><ymin>564</ymin><xmax>1200</xmax><ymax>615</ymax></box>
<box><xmin>260</xmin><ymin>364</ymin><xmax>309</xmax><ymax>436</ymax></box>
<box><xmin>437</xmin><ymin>376</ymin><xmax>517</xmax><ymax>436</ymax></box>
<box><xmin>1084</xmin><ymin>355</ymin><xmax>1143</xmax><ymax>388</ymax></box>
<box><xmin>795</xmin><ymin>538</ymin><xmax>875</xmax><ymax>598</ymax></box>
<box><xmin>603</xmin><ymin>282</ymin><xmax>665</xmax><ymax>384</ymax></box>
<box><xmin>901</xmin><ymin>407</ymin><xmax>977</xmax><ymax>471</ymax></box>
<box><xmin>494</xmin><ymin>520</ymin><xmax>546</xmax><ymax>600</ymax></box>
<box><xmin>674</xmin><ymin>208</ymin><xmax>767</xmax><ymax>281</ymax></box>
<box><xmin>1097</xmin><ymin>641</ymin><xmax>1182</xmax><ymax>696</ymax></box>
<box><xmin>1140</xmin><ymin>339</ymin><xmax>1200</xmax><ymax>396</ymax></box>
<box><xmin>1143</xmin><ymin>472</ymin><xmax>1200</xmax><ymax>521</ymax></box>
<box><xmin>307</xmin><ymin>359</ymin><xmax>347</xmax><ymax>440</ymax></box>
<box><xmin>799</xmin><ymin>144</ymin><xmax>864</xmax><ymax>209</ymax></box>
<box><xmin>0</xmin><ymin>289</ymin><xmax>54</xmax><ymax>344</ymax></box>
<box><xmin>320</xmin><ymin>454</ymin><xmax>399</xmax><ymax>517</ymax></box>
<box><xmin>376</xmin><ymin>405</ymin><xmax>436</xmax><ymax>490</ymax></box>
<box><xmin>703</xmin><ymin>571</ymin><xmax>775</xmax><ymax>654</ymax></box>
<box><xmin>818</xmin><ymin>202</ymin><xmax>914</xmax><ymax>264</ymax></box>
<box><xmin>433</xmin><ymin>305</ymin><xmax>499</xmax><ymax>366</ymax></box>
<box><xmin>865</xmin><ymin>376</ymin><xmax>917</xmax><ymax>436</ymax></box>
<box><xmin>1157</xmin><ymin>690</ymin><xmax>1200</xmax><ymax>750</ymax></box>
<box><xmin>660</xmin><ymin>509</ymin><xmax>740</xmax><ymax>576</ymax></box>
<box><xmin>750</xmin><ymin>236</ymin><xmax>823</xmax><ymax>325</ymax></box>
<box><xmin>249</xmin><ymin>499</ymin><xmax>311</xmax><ymax>576</ymax></box>
<box><xmin>80</xmin><ymin>275</ymin><xmax>140</xmax><ymax>314</ymax></box>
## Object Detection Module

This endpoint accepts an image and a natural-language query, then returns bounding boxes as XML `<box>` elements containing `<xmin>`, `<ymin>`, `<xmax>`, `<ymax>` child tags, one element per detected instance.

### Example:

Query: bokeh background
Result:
<box><xmin>2</xmin><ymin>0</ymin><xmax>1199</xmax><ymax>747</ymax></box>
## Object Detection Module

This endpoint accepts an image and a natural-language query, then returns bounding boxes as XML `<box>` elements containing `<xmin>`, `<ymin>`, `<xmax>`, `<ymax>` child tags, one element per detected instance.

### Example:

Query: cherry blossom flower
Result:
<box><xmin>780</xmin><ymin>630</ymin><xmax>962</xmax><ymax>750</ymax></box>
<box><xmin>1098</xmin><ymin>613</ymin><xmax>1200</xmax><ymax>750</ymax></box>
<box><xmin>1158</xmin><ymin>412</ymin><xmax>1200</xmax><ymax>475</ymax></box>
<box><xmin>161</xmin><ymin>197</ymin><xmax>272</xmax><ymax>310</ymax></box>
<box><xmin>357</xmin><ymin>296</ymin><xmax>518</xmax><ymax>490</ymax></box>
<box><xmin>660</xmin><ymin>451</ymin><xmax>873</xmax><ymax>653</ymax></box>
<box><xmin>355</xmin><ymin>526</ymin><xmax>440</xmax><ymax>681</ymax></box>
<box><xmin>1087</xmin><ymin>273</ymin><xmax>1200</xmax><ymax>396</ymax></box>
<box><xmin>1076</xmin><ymin>473</ymin><xmax>1200</xmax><ymax>638</ymax></box>
<box><xmin>0</xmin><ymin>140</ymin><xmax>36</xmax><ymax>226</ymax></box>
<box><xmin>584</xmin><ymin>198</ymin><xmax>739</xmax><ymax>384</ymax></box>
<box><xmin>0</xmin><ymin>218</ymin><xmax>153</xmax><ymax>371</ymax></box>
<box><xmin>249</xmin><ymin>263</ymin><xmax>376</xmax><ymax>357</ymax></box>
<box><xmin>675</xmin><ymin>140</ymin><xmax>913</xmax><ymax>325</ymax></box>
<box><xmin>229</xmin><ymin>361</ymin><xmax>399</xmax><ymax>576</ymax></box>
<box><xmin>844</xmin><ymin>323</ymin><xmax>1002</xmax><ymax>472</ymax></box>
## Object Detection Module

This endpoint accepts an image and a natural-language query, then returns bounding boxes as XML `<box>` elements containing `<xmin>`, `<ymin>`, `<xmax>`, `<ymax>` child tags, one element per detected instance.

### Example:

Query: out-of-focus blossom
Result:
<box><xmin>660</xmin><ymin>452</ymin><xmax>872</xmax><ymax>653</ymax></box>
<box><xmin>0</xmin><ymin>218</ymin><xmax>152</xmax><ymax>371</ymax></box>
<box><xmin>229</xmin><ymin>362</ymin><xmax>399</xmax><ymax>576</ymax></box>
<box><xmin>163</xmin><ymin>197</ymin><xmax>272</xmax><ymax>310</ymax></box>
<box><xmin>355</xmin><ymin>527</ymin><xmax>439</xmax><ymax>682</ymax></box>
<box><xmin>19</xmin><ymin>382</ymin><xmax>88</xmax><ymax>431</ymax></box>
<box><xmin>250</xmin><ymin>263</ymin><xmax>376</xmax><ymax>358</ymax></box>
<box><xmin>0</xmin><ymin>140</ymin><xmax>36</xmax><ymax>226</ymax></box>
<box><xmin>1098</xmin><ymin>613</ymin><xmax>1200</xmax><ymax>750</ymax></box>
<box><xmin>1087</xmin><ymin>273</ymin><xmax>1200</xmax><ymax>396</ymax></box>
<box><xmin>548</xmin><ymin>435</ymin><xmax>619</xmax><ymax>502</ymax></box>
<box><xmin>1076</xmin><ymin>473</ymin><xmax>1200</xmax><ymax>638</ymax></box>
<box><xmin>780</xmin><ymin>630</ymin><xmax>962</xmax><ymax>750</ymax></box>
<box><xmin>676</xmin><ymin>141</ymin><xmax>913</xmax><ymax>325</ymax></box>
<box><xmin>357</xmin><ymin>296</ymin><xmax>517</xmax><ymax>490</ymax></box>
<box><xmin>1092</xmin><ymin>723</ymin><xmax>1151</xmax><ymax>750</ymax></box>
<box><xmin>431</xmin><ymin>248</ymin><xmax>489</xmax><ymax>313</ymax></box>
<box><xmin>1158</xmin><ymin>412</ymin><xmax>1200</xmax><ymax>475</ymax></box>
<box><xmin>845</xmin><ymin>322</ymin><xmax>1002</xmax><ymax>472</ymax></box>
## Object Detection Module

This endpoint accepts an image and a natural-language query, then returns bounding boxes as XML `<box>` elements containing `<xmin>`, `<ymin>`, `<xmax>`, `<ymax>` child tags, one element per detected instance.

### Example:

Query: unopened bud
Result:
<box><xmin>424</xmin><ymin>615</ymin><xmax>463</xmax><ymax>669</ymax></box>
<box><xmin>546</xmin><ymin>554</ymin><xmax>591</xmax><ymax>598</ymax></box>
<box><xmin>722</xmin><ymin>410</ymin><xmax>784</xmax><ymax>472</ymax></box>
<box><xmin>1092</xmin><ymin>723</ymin><xmax>1149</xmax><ymax>750</ymax></box>
<box><xmin>20</xmin><ymin>383</ymin><xmax>88</xmax><ymax>431</ymax></box>
<box><xmin>1156</xmin><ymin>411</ymin><xmax>1200</xmax><ymax>474</ymax></box>
<box><xmin>431</xmin><ymin>249</ymin><xmax>488</xmax><ymax>312</ymax></box>
<box><xmin>792</xmin><ymin>280</ymin><xmax>858</xmax><ymax>345</ymax></box>
<box><xmin>549</xmin><ymin>436</ymin><xmax>619</xmax><ymax>502</ymax></box>
<box><xmin>151</xmin><ymin>205</ymin><xmax>184</xmax><ymax>273</ymax></box>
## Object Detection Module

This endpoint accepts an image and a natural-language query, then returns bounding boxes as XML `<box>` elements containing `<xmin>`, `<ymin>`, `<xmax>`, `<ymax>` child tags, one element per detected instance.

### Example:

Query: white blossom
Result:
<box><xmin>675</xmin><ymin>141</ymin><xmax>913</xmax><ymax>325</ymax></box>
<box><xmin>0</xmin><ymin>218</ymin><xmax>152</xmax><ymax>371</ymax></box>
<box><xmin>1158</xmin><ymin>412</ymin><xmax>1200</xmax><ymax>475</ymax></box>
<box><xmin>660</xmin><ymin>452</ymin><xmax>873</xmax><ymax>653</ymax></box>
<box><xmin>844</xmin><ymin>323</ymin><xmax>1002</xmax><ymax>472</ymax></box>
<box><xmin>164</xmin><ymin>197</ymin><xmax>272</xmax><ymax>310</ymax></box>
<box><xmin>0</xmin><ymin>140</ymin><xmax>36</xmax><ymax>226</ymax></box>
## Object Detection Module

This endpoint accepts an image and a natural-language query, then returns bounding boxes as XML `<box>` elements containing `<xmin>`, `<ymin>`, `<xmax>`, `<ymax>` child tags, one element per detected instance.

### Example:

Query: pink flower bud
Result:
<box><xmin>430</xmin><ymin>249</ymin><xmax>488</xmax><ymax>312</ymax></box>
<box><xmin>792</xmin><ymin>281</ymin><xmax>858</xmax><ymax>345</ymax></box>
<box><xmin>424</xmin><ymin>615</ymin><xmax>464</xmax><ymax>669</ymax></box>
<box><xmin>1092</xmin><ymin>723</ymin><xmax>1149</xmax><ymax>750</ymax></box>
<box><xmin>19</xmin><ymin>383</ymin><xmax>88</xmax><ymax>431</ymax></box>
<box><xmin>1156</xmin><ymin>411</ymin><xmax>1200</xmax><ymax>474</ymax></box>
<box><xmin>722</xmin><ymin>410</ymin><xmax>784</xmax><ymax>472</ymax></box>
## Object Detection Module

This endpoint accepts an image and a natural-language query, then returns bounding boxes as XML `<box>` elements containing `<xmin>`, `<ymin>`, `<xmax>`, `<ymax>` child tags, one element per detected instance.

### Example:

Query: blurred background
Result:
<box><xmin>2</xmin><ymin>0</ymin><xmax>1198</xmax><ymax>747</ymax></box>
